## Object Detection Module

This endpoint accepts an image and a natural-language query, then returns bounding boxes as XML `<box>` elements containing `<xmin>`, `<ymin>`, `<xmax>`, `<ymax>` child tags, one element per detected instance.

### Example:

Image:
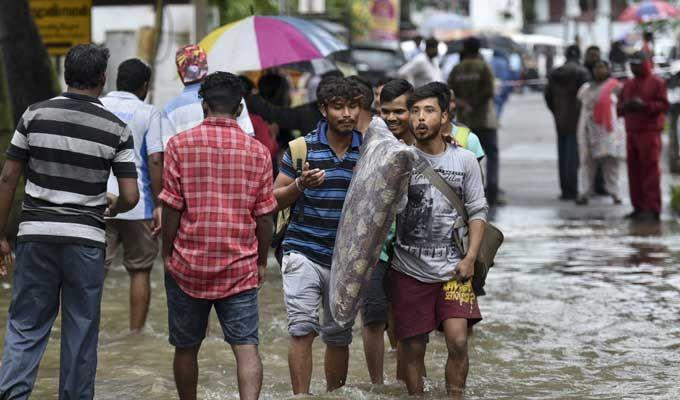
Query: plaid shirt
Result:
<box><xmin>159</xmin><ymin>117</ymin><xmax>277</xmax><ymax>299</ymax></box>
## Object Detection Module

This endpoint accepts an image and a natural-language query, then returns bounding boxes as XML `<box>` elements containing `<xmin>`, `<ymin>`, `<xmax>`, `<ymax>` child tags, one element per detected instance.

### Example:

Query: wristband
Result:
<box><xmin>295</xmin><ymin>178</ymin><xmax>305</xmax><ymax>192</ymax></box>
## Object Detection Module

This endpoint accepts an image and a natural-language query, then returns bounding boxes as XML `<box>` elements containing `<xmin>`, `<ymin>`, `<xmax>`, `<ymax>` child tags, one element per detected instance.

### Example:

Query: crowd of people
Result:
<box><xmin>544</xmin><ymin>43</ymin><xmax>669</xmax><ymax>221</ymax></box>
<box><xmin>0</xmin><ymin>30</ymin><xmax>671</xmax><ymax>400</ymax></box>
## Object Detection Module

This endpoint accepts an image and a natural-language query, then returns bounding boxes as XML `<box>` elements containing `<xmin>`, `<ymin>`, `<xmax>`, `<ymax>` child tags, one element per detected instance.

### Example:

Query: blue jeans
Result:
<box><xmin>0</xmin><ymin>242</ymin><xmax>105</xmax><ymax>400</ymax></box>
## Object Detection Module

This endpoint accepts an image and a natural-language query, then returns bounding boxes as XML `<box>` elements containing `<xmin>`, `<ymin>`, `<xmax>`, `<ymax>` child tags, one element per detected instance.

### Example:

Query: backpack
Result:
<box><xmin>272</xmin><ymin>137</ymin><xmax>307</xmax><ymax>261</ymax></box>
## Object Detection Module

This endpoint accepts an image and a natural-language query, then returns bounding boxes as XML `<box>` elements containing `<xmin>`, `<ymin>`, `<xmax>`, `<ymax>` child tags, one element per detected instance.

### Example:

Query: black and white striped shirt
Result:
<box><xmin>5</xmin><ymin>92</ymin><xmax>137</xmax><ymax>247</ymax></box>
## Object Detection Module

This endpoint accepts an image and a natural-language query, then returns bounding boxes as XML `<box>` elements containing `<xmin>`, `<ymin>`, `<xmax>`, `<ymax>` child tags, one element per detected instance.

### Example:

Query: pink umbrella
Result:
<box><xmin>618</xmin><ymin>1</ymin><xmax>680</xmax><ymax>22</ymax></box>
<box><xmin>199</xmin><ymin>16</ymin><xmax>347</xmax><ymax>73</ymax></box>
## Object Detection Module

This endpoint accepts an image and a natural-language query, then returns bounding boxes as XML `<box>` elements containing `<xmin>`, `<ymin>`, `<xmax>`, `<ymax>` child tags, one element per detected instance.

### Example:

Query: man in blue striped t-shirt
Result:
<box><xmin>273</xmin><ymin>77</ymin><xmax>362</xmax><ymax>395</ymax></box>
<box><xmin>0</xmin><ymin>44</ymin><xmax>139</xmax><ymax>398</ymax></box>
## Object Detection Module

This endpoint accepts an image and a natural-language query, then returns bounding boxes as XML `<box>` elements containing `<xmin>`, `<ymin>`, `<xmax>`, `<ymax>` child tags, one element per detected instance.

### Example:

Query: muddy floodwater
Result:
<box><xmin>1</xmin><ymin>94</ymin><xmax>679</xmax><ymax>399</ymax></box>
<box><xmin>1</xmin><ymin>207</ymin><xmax>679</xmax><ymax>400</ymax></box>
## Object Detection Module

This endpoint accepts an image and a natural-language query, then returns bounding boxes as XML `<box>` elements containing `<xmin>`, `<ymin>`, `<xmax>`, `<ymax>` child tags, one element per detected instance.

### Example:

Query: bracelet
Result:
<box><xmin>295</xmin><ymin>178</ymin><xmax>305</xmax><ymax>192</ymax></box>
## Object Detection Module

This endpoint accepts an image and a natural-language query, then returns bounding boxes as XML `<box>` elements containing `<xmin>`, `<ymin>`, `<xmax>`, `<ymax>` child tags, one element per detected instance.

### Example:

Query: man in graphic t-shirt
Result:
<box><xmin>389</xmin><ymin>84</ymin><xmax>488</xmax><ymax>398</ymax></box>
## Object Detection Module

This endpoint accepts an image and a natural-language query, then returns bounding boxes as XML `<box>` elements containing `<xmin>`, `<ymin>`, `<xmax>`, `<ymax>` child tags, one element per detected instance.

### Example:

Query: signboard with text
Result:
<box><xmin>369</xmin><ymin>0</ymin><xmax>399</xmax><ymax>41</ymax></box>
<box><xmin>30</xmin><ymin>0</ymin><xmax>92</xmax><ymax>56</ymax></box>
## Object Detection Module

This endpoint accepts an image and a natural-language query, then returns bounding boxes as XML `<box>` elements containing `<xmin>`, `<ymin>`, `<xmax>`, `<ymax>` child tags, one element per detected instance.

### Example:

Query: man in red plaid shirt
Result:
<box><xmin>160</xmin><ymin>72</ymin><xmax>276</xmax><ymax>400</ymax></box>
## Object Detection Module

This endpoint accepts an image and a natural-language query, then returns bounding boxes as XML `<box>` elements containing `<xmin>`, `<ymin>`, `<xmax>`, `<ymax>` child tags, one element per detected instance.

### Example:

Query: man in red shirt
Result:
<box><xmin>160</xmin><ymin>72</ymin><xmax>277</xmax><ymax>400</ymax></box>
<box><xmin>618</xmin><ymin>52</ymin><xmax>670</xmax><ymax>221</ymax></box>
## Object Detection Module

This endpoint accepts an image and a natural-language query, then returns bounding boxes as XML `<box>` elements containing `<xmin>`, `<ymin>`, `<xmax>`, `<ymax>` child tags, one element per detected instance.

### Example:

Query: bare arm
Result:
<box><xmin>255</xmin><ymin>213</ymin><xmax>274</xmax><ymax>285</ymax></box>
<box><xmin>149</xmin><ymin>152</ymin><xmax>163</xmax><ymax>203</ymax></box>
<box><xmin>274</xmin><ymin>173</ymin><xmax>301</xmax><ymax>211</ymax></box>
<box><xmin>0</xmin><ymin>159</ymin><xmax>23</xmax><ymax>239</ymax></box>
<box><xmin>274</xmin><ymin>162</ymin><xmax>325</xmax><ymax>211</ymax></box>
<box><xmin>464</xmin><ymin>219</ymin><xmax>486</xmax><ymax>261</ymax></box>
<box><xmin>454</xmin><ymin>219</ymin><xmax>486</xmax><ymax>281</ymax></box>
<box><xmin>161</xmin><ymin>204</ymin><xmax>181</xmax><ymax>261</ymax></box>
<box><xmin>148</xmin><ymin>152</ymin><xmax>164</xmax><ymax>235</ymax></box>
<box><xmin>0</xmin><ymin>159</ymin><xmax>23</xmax><ymax>275</ymax></box>
<box><xmin>108</xmin><ymin>178</ymin><xmax>139</xmax><ymax>216</ymax></box>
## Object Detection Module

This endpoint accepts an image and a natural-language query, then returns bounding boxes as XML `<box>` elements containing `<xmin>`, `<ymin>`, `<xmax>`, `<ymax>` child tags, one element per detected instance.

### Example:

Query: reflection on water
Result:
<box><xmin>1</xmin><ymin>207</ymin><xmax>679</xmax><ymax>399</ymax></box>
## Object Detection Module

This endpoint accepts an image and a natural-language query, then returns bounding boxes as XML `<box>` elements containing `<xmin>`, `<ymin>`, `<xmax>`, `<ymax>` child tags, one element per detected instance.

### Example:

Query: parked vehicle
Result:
<box><xmin>511</xmin><ymin>33</ymin><xmax>566</xmax><ymax>90</ymax></box>
<box><xmin>331</xmin><ymin>41</ymin><xmax>407</xmax><ymax>85</ymax></box>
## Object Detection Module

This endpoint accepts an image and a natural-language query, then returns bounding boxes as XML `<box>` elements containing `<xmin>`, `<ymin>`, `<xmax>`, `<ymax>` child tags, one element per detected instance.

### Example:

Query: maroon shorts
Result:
<box><xmin>389</xmin><ymin>269</ymin><xmax>482</xmax><ymax>340</ymax></box>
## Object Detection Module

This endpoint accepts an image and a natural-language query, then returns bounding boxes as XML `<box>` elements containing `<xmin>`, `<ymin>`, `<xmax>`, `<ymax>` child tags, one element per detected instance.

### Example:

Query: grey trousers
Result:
<box><xmin>0</xmin><ymin>242</ymin><xmax>105</xmax><ymax>400</ymax></box>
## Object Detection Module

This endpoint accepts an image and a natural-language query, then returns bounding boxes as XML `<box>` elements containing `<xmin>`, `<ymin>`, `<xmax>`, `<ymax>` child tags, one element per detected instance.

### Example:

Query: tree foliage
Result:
<box><xmin>208</xmin><ymin>0</ymin><xmax>370</xmax><ymax>39</ymax></box>
<box><xmin>210</xmin><ymin>0</ymin><xmax>278</xmax><ymax>24</ymax></box>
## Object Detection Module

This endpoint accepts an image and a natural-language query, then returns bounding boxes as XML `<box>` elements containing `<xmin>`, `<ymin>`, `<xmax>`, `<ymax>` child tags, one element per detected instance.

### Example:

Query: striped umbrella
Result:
<box><xmin>618</xmin><ymin>1</ymin><xmax>680</xmax><ymax>22</ymax></box>
<box><xmin>198</xmin><ymin>15</ymin><xmax>347</xmax><ymax>73</ymax></box>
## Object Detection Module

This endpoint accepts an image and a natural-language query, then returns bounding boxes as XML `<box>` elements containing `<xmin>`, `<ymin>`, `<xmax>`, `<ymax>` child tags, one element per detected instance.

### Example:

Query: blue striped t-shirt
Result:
<box><xmin>280</xmin><ymin>120</ymin><xmax>362</xmax><ymax>268</ymax></box>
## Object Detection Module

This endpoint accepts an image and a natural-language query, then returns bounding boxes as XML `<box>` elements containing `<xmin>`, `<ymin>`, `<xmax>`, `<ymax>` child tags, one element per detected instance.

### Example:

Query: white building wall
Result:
<box><xmin>530</xmin><ymin>0</ymin><xmax>635</xmax><ymax>53</ymax></box>
<box><xmin>469</xmin><ymin>0</ymin><xmax>523</xmax><ymax>32</ymax></box>
<box><xmin>533</xmin><ymin>22</ymin><xmax>636</xmax><ymax>53</ymax></box>
<box><xmin>91</xmin><ymin>5</ymin><xmax>198</xmax><ymax>106</ymax></box>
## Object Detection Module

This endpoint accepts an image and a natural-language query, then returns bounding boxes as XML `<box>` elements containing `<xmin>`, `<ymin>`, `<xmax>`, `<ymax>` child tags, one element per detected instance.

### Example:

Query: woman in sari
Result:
<box><xmin>576</xmin><ymin>60</ymin><xmax>626</xmax><ymax>205</ymax></box>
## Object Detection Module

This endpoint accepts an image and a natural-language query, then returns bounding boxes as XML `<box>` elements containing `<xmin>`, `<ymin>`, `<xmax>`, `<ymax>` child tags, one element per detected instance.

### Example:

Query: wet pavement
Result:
<box><xmin>1</xmin><ymin>92</ymin><xmax>680</xmax><ymax>399</ymax></box>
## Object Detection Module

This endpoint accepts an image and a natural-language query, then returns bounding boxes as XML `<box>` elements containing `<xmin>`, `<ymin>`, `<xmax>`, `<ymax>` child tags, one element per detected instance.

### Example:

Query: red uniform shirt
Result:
<box><xmin>618</xmin><ymin>67</ymin><xmax>669</xmax><ymax>133</ymax></box>
<box><xmin>159</xmin><ymin>117</ymin><xmax>277</xmax><ymax>299</ymax></box>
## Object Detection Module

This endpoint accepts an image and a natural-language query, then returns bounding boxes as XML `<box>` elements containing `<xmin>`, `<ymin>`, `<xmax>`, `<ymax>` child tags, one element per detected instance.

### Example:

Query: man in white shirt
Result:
<box><xmin>163</xmin><ymin>44</ymin><xmax>254</xmax><ymax>145</ymax></box>
<box><xmin>398</xmin><ymin>37</ymin><xmax>443</xmax><ymax>88</ymax></box>
<box><xmin>101</xmin><ymin>58</ymin><xmax>164</xmax><ymax>333</ymax></box>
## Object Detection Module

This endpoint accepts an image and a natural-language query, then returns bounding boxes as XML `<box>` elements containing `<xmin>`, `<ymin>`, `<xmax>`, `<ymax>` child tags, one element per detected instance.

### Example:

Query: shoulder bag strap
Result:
<box><xmin>288</xmin><ymin>136</ymin><xmax>307</xmax><ymax>222</ymax></box>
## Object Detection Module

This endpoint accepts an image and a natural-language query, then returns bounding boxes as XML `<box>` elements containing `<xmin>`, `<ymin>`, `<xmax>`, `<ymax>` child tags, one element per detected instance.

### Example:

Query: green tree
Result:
<box><xmin>210</xmin><ymin>0</ymin><xmax>278</xmax><ymax>24</ymax></box>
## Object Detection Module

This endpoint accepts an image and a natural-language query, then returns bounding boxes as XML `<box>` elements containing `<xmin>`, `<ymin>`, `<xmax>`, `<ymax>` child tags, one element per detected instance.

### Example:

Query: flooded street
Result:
<box><xmin>1</xmin><ymin>93</ymin><xmax>679</xmax><ymax>399</ymax></box>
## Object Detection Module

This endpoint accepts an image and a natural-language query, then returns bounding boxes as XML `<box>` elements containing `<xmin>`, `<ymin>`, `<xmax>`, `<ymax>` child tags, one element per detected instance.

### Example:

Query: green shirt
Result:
<box><xmin>448</xmin><ymin>58</ymin><xmax>497</xmax><ymax>130</ymax></box>
<box><xmin>379</xmin><ymin>222</ymin><xmax>396</xmax><ymax>263</ymax></box>
<box><xmin>452</xmin><ymin>124</ymin><xmax>485</xmax><ymax>160</ymax></box>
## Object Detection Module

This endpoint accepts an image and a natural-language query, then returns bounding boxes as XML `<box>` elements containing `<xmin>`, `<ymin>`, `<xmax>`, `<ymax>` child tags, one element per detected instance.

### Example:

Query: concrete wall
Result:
<box><xmin>533</xmin><ymin>21</ymin><xmax>635</xmax><ymax>53</ymax></box>
<box><xmin>469</xmin><ymin>0</ymin><xmax>523</xmax><ymax>32</ymax></box>
<box><xmin>91</xmin><ymin>5</ymin><xmax>197</xmax><ymax>106</ymax></box>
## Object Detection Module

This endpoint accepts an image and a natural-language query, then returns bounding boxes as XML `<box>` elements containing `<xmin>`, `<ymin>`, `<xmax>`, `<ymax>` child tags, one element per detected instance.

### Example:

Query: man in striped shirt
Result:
<box><xmin>101</xmin><ymin>58</ymin><xmax>164</xmax><ymax>334</ymax></box>
<box><xmin>274</xmin><ymin>77</ymin><xmax>362</xmax><ymax>395</ymax></box>
<box><xmin>0</xmin><ymin>44</ymin><xmax>139</xmax><ymax>398</ymax></box>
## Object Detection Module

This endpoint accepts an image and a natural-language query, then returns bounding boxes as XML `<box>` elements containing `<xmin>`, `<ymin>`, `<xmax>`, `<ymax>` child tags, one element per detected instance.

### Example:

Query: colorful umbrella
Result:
<box><xmin>198</xmin><ymin>15</ymin><xmax>347</xmax><ymax>73</ymax></box>
<box><xmin>618</xmin><ymin>1</ymin><xmax>680</xmax><ymax>22</ymax></box>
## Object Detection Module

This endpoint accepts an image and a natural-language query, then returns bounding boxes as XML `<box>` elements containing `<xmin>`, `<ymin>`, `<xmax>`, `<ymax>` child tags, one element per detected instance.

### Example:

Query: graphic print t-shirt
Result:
<box><xmin>392</xmin><ymin>144</ymin><xmax>488</xmax><ymax>283</ymax></box>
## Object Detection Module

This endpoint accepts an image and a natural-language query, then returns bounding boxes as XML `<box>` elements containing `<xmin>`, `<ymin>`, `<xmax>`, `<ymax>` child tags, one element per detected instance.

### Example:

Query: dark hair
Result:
<box><xmin>238</xmin><ymin>75</ymin><xmax>256</xmax><ymax>93</ymax></box>
<box><xmin>422</xmin><ymin>81</ymin><xmax>451</xmax><ymax>104</ymax></box>
<box><xmin>565</xmin><ymin>44</ymin><xmax>581</xmax><ymax>61</ymax></box>
<box><xmin>374</xmin><ymin>76</ymin><xmax>393</xmax><ymax>88</ymax></box>
<box><xmin>425</xmin><ymin>37</ymin><xmax>439</xmax><ymax>49</ymax></box>
<box><xmin>380</xmin><ymin>79</ymin><xmax>413</xmax><ymax>104</ymax></box>
<box><xmin>593</xmin><ymin>59</ymin><xmax>609</xmax><ymax>69</ymax></box>
<box><xmin>462</xmin><ymin>37</ymin><xmax>481</xmax><ymax>56</ymax></box>
<box><xmin>258</xmin><ymin>73</ymin><xmax>290</xmax><ymax>106</ymax></box>
<box><xmin>316</xmin><ymin>76</ymin><xmax>362</xmax><ymax>107</ymax></box>
<box><xmin>116</xmin><ymin>58</ymin><xmax>151</xmax><ymax>93</ymax></box>
<box><xmin>407</xmin><ymin>84</ymin><xmax>448</xmax><ymax>113</ymax></box>
<box><xmin>347</xmin><ymin>75</ymin><xmax>373</xmax><ymax>111</ymax></box>
<box><xmin>585</xmin><ymin>45</ymin><xmax>601</xmax><ymax>54</ymax></box>
<box><xmin>198</xmin><ymin>71</ymin><xmax>244</xmax><ymax>115</ymax></box>
<box><xmin>64</xmin><ymin>44</ymin><xmax>110</xmax><ymax>89</ymax></box>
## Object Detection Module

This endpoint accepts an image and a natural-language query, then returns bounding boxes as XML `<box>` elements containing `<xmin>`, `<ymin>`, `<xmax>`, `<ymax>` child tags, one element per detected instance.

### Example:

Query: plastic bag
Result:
<box><xmin>330</xmin><ymin>117</ymin><xmax>417</xmax><ymax>326</ymax></box>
